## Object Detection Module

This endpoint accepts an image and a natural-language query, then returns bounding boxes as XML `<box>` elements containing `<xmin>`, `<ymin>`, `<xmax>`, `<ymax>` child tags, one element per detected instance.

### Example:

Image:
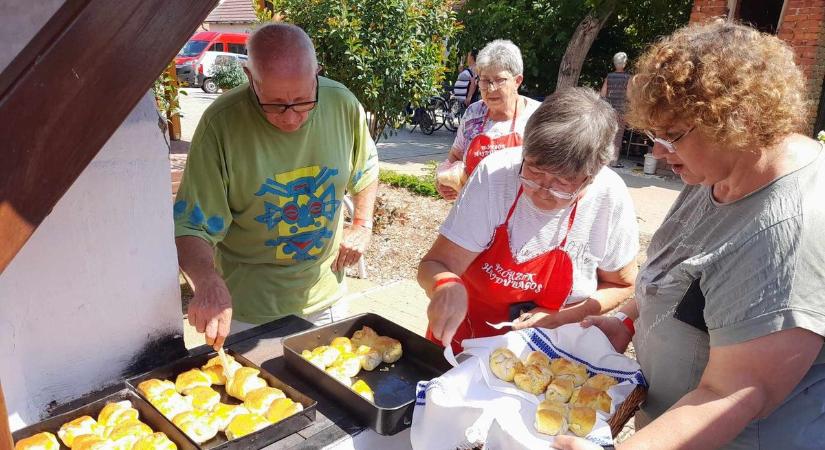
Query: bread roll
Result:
<box><xmin>325</xmin><ymin>365</ymin><xmax>353</xmax><ymax>386</ymax></box>
<box><xmin>489</xmin><ymin>348</ymin><xmax>523</xmax><ymax>382</ymax></box>
<box><xmin>69</xmin><ymin>434</ymin><xmax>111</xmax><ymax>450</ymax></box>
<box><xmin>570</xmin><ymin>385</ymin><xmax>612</xmax><ymax>413</ymax></box>
<box><xmin>97</xmin><ymin>401</ymin><xmax>139</xmax><ymax>428</ymax></box>
<box><xmin>172</xmin><ymin>411</ymin><xmax>218</xmax><ymax>444</ymax></box>
<box><xmin>150</xmin><ymin>390</ymin><xmax>193</xmax><ymax>420</ymax></box>
<box><xmin>132</xmin><ymin>432</ymin><xmax>177</xmax><ymax>450</ymax></box>
<box><xmin>355</xmin><ymin>345</ymin><xmax>382</xmax><ymax>371</ymax></box>
<box><xmin>208</xmin><ymin>403</ymin><xmax>249</xmax><ymax>432</ymax></box>
<box><xmin>436</xmin><ymin>160</ymin><xmax>467</xmax><ymax>191</ymax></box>
<box><xmin>351</xmin><ymin>379</ymin><xmax>375</xmax><ymax>402</ymax></box>
<box><xmin>185</xmin><ymin>386</ymin><xmax>221</xmax><ymax>411</ymax></box>
<box><xmin>350</xmin><ymin>326</ymin><xmax>379</xmax><ymax>347</ymax></box>
<box><xmin>311</xmin><ymin>346</ymin><xmax>341</xmax><ymax>368</ymax></box>
<box><xmin>537</xmin><ymin>399</ymin><xmax>568</xmax><ymax>416</ymax></box>
<box><xmin>568</xmin><ymin>406</ymin><xmax>597</xmax><ymax>437</ymax></box>
<box><xmin>549</xmin><ymin>358</ymin><xmax>589</xmax><ymax>386</ymax></box>
<box><xmin>330</xmin><ymin>336</ymin><xmax>354</xmax><ymax>354</ymax></box>
<box><xmin>14</xmin><ymin>432</ymin><xmax>60</xmax><ymax>450</ymax></box>
<box><xmin>137</xmin><ymin>379</ymin><xmax>176</xmax><ymax>400</ymax></box>
<box><xmin>224</xmin><ymin>414</ymin><xmax>270</xmax><ymax>440</ymax></box>
<box><xmin>525</xmin><ymin>351</ymin><xmax>551</xmax><ymax>368</ymax></box>
<box><xmin>174</xmin><ymin>369</ymin><xmax>212</xmax><ymax>395</ymax></box>
<box><xmin>584</xmin><ymin>373</ymin><xmax>618</xmax><ymax>391</ymax></box>
<box><xmin>58</xmin><ymin>416</ymin><xmax>103</xmax><ymax>447</ymax></box>
<box><xmin>513</xmin><ymin>364</ymin><xmax>553</xmax><ymax>395</ymax></box>
<box><xmin>243</xmin><ymin>387</ymin><xmax>286</xmax><ymax>415</ymax></box>
<box><xmin>330</xmin><ymin>352</ymin><xmax>362</xmax><ymax>377</ymax></box>
<box><xmin>371</xmin><ymin>336</ymin><xmax>403</xmax><ymax>363</ymax></box>
<box><xmin>300</xmin><ymin>349</ymin><xmax>327</xmax><ymax>369</ymax></box>
<box><xmin>108</xmin><ymin>420</ymin><xmax>153</xmax><ymax>449</ymax></box>
<box><xmin>545</xmin><ymin>377</ymin><xmax>575</xmax><ymax>402</ymax></box>
<box><xmin>201</xmin><ymin>355</ymin><xmax>243</xmax><ymax>385</ymax></box>
<box><xmin>265</xmin><ymin>398</ymin><xmax>304</xmax><ymax>423</ymax></box>
<box><xmin>534</xmin><ymin>408</ymin><xmax>567</xmax><ymax>436</ymax></box>
<box><xmin>226</xmin><ymin>367</ymin><xmax>268</xmax><ymax>401</ymax></box>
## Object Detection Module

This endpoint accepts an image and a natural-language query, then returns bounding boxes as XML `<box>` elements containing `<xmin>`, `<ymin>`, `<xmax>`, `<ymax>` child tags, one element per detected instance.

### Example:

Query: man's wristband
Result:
<box><xmin>433</xmin><ymin>276</ymin><xmax>464</xmax><ymax>289</ymax></box>
<box><xmin>613</xmin><ymin>311</ymin><xmax>635</xmax><ymax>336</ymax></box>
<box><xmin>352</xmin><ymin>218</ymin><xmax>373</xmax><ymax>229</ymax></box>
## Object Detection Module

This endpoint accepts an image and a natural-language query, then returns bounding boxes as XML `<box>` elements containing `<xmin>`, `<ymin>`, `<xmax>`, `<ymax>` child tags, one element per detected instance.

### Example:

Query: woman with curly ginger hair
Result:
<box><xmin>554</xmin><ymin>21</ymin><xmax>825</xmax><ymax>450</ymax></box>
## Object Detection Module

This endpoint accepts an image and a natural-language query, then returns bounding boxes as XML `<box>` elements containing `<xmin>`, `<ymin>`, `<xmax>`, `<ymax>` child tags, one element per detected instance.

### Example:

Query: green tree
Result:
<box><xmin>272</xmin><ymin>0</ymin><xmax>459</xmax><ymax>141</ymax></box>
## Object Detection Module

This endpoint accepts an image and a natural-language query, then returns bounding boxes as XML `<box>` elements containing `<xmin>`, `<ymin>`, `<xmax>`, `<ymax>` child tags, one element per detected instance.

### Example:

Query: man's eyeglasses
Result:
<box><xmin>250</xmin><ymin>75</ymin><xmax>319</xmax><ymax>114</ymax></box>
<box><xmin>518</xmin><ymin>162</ymin><xmax>589</xmax><ymax>201</ymax></box>
<box><xmin>644</xmin><ymin>126</ymin><xmax>694</xmax><ymax>153</ymax></box>
<box><xmin>477</xmin><ymin>76</ymin><xmax>511</xmax><ymax>91</ymax></box>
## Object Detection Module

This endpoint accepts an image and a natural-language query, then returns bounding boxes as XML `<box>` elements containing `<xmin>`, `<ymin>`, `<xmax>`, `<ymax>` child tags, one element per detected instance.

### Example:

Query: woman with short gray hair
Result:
<box><xmin>420</xmin><ymin>87</ymin><xmax>639</xmax><ymax>351</ymax></box>
<box><xmin>437</xmin><ymin>39</ymin><xmax>541</xmax><ymax>200</ymax></box>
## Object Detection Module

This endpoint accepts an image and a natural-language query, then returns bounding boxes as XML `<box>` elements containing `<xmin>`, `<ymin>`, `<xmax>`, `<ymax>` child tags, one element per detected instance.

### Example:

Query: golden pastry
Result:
<box><xmin>202</xmin><ymin>355</ymin><xmax>243</xmax><ymax>385</ymax></box>
<box><xmin>208</xmin><ymin>403</ymin><xmax>249</xmax><ymax>432</ymax></box>
<box><xmin>550</xmin><ymin>358</ymin><xmax>589</xmax><ymax>386</ymax></box>
<box><xmin>137</xmin><ymin>379</ymin><xmax>176</xmax><ymax>400</ymax></box>
<box><xmin>150</xmin><ymin>390</ymin><xmax>193</xmax><ymax>420</ymax></box>
<box><xmin>311</xmin><ymin>346</ymin><xmax>341</xmax><ymax>368</ymax></box>
<box><xmin>330</xmin><ymin>336</ymin><xmax>353</xmax><ymax>354</ymax></box>
<box><xmin>355</xmin><ymin>345</ymin><xmax>382</xmax><ymax>371</ymax></box>
<box><xmin>570</xmin><ymin>386</ymin><xmax>612</xmax><ymax>414</ymax></box>
<box><xmin>513</xmin><ymin>364</ymin><xmax>553</xmax><ymax>395</ymax></box>
<box><xmin>224</xmin><ymin>414</ymin><xmax>270</xmax><ymax>440</ymax></box>
<box><xmin>132</xmin><ymin>432</ymin><xmax>177</xmax><ymax>450</ymax></box>
<box><xmin>568</xmin><ymin>406</ymin><xmax>597</xmax><ymax>437</ymax></box>
<box><xmin>545</xmin><ymin>377</ymin><xmax>575</xmax><ymax>403</ymax></box>
<box><xmin>325</xmin><ymin>365</ymin><xmax>352</xmax><ymax>386</ymax></box>
<box><xmin>584</xmin><ymin>373</ymin><xmax>618</xmax><ymax>391</ymax></box>
<box><xmin>372</xmin><ymin>336</ymin><xmax>403</xmax><ymax>363</ymax></box>
<box><xmin>108</xmin><ymin>420</ymin><xmax>153</xmax><ymax>449</ymax></box>
<box><xmin>14</xmin><ymin>432</ymin><xmax>60</xmax><ymax>450</ymax></box>
<box><xmin>265</xmin><ymin>398</ymin><xmax>304</xmax><ymax>423</ymax></box>
<box><xmin>58</xmin><ymin>416</ymin><xmax>103</xmax><ymax>447</ymax></box>
<box><xmin>172</xmin><ymin>411</ymin><xmax>218</xmax><ymax>444</ymax></box>
<box><xmin>243</xmin><ymin>386</ymin><xmax>286</xmax><ymax>415</ymax></box>
<box><xmin>300</xmin><ymin>349</ymin><xmax>327</xmax><ymax>369</ymax></box>
<box><xmin>186</xmin><ymin>386</ymin><xmax>221</xmax><ymax>411</ymax></box>
<box><xmin>70</xmin><ymin>434</ymin><xmax>112</xmax><ymax>450</ymax></box>
<box><xmin>351</xmin><ymin>379</ymin><xmax>374</xmax><ymax>402</ymax></box>
<box><xmin>537</xmin><ymin>399</ymin><xmax>568</xmax><ymax>416</ymax></box>
<box><xmin>534</xmin><ymin>408</ymin><xmax>567</xmax><ymax>436</ymax></box>
<box><xmin>489</xmin><ymin>348</ymin><xmax>524</xmax><ymax>382</ymax></box>
<box><xmin>525</xmin><ymin>351</ymin><xmax>551</xmax><ymax>368</ymax></box>
<box><xmin>350</xmin><ymin>326</ymin><xmax>379</xmax><ymax>347</ymax></box>
<box><xmin>226</xmin><ymin>367</ymin><xmax>268</xmax><ymax>401</ymax></box>
<box><xmin>175</xmin><ymin>369</ymin><xmax>212</xmax><ymax>395</ymax></box>
<box><xmin>330</xmin><ymin>352</ymin><xmax>362</xmax><ymax>378</ymax></box>
<box><xmin>97</xmin><ymin>401</ymin><xmax>139</xmax><ymax>428</ymax></box>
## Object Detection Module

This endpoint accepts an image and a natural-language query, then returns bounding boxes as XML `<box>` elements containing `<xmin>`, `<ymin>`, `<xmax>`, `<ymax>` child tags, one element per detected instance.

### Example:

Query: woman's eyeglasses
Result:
<box><xmin>250</xmin><ymin>75</ymin><xmax>319</xmax><ymax>114</ymax></box>
<box><xmin>477</xmin><ymin>76</ymin><xmax>511</xmax><ymax>91</ymax></box>
<box><xmin>643</xmin><ymin>126</ymin><xmax>694</xmax><ymax>153</ymax></box>
<box><xmin>518</xmin><ymin>162</ymin><xmax>589</xmax><ymax>200</ymax></box>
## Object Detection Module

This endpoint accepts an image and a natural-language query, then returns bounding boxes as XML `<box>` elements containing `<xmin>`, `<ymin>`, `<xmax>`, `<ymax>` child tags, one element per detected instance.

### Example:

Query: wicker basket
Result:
<box><xmin>608</xmin><ymin>385</ymin><xmax>647</xmax><ymax>437</ymax></box>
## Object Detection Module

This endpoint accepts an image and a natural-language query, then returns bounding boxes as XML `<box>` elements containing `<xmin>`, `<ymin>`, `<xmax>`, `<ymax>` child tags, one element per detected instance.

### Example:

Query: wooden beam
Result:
<box><xmin>0</xmin><ymin>0</ymin><xmax>219</xmax><ymax>275</ymax></box>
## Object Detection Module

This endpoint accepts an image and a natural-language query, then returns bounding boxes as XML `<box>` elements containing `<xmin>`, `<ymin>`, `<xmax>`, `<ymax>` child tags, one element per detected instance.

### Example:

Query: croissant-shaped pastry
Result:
<box><xmin>172</xmin><ymin>411</ymin><xmax>218</xmax><ymax>444</ymax></box>
<box><xmin>175</xmin><ymin>369</ymin><xmax>212</xmax><ymax>395</ymax></box>
<box><xmin>570</xmin><ymin>385</ymin><xmax>612</xmax><ymax>413</ymax></box>
<box><xmin>265</xmin><ymin>398</ymin><xmax>303</xmax><ymax>424</ymax></box>
<box><xmin>550</xmin><ymin>358</ymin><xmax>589</xmax><ymax>386</ymax></box>
<box><xmin>525</xmin><ymin>351</ymin><xmax>551</xmax><ymax>368</ymax></box>
<box><xmin>513</xmin><ymin>364</ymin><xmax>553</xmax><ymax>395</ymax></box>
<box><xmin>137</xmin><ymin>379</ymin><xmax>176</xmax><ymax>400</ymax></box>
<box><xmin>132</xmin><ymin>432</ymin><xmax>177</xmax><ymax>450</ymax></box>
<box><xmin>226</xmin><ymin>367</ymin><xmax>267</xmax><ymax>401</ymax></box>
<box><xmin>584</xmin><ymin>373</ymin><xmax>618</xmax><ymax>391</ymax></box>
<box><xmin>224</xmin><ymin>414</ymin><xmax>270</xmax><ymax>440</ymax></box>
<box><xmin>108</xmin><ymin>420</ymin><xmax>153</xmax><ymax>449</ymax></box>
<box><xmin>355</xmin><ymin>345</ymin><xmax>382</xmax><ymax>371</ymax></box>
<box><xmin>330</xmin><ymin>352</ymin><xmax>362</xmax><ymax>377</ymax></box>
<box><xmin>14</xmin><ymin>432</ymin><xmax>60</xmax><ymax>450</ymax></box>
<box><xmin>150</xmin><ymin>390</ymin><xmax>193</xmax><ymax>420</ymax></box>
<box><xmin>97</xmin><ymin>401</ymin><xmax>139</xmax><ymax>429</ymax></box>
<box><xmin>243</xmin><ymin>386</ymin><xmax>286</xmax><ymax>415</ymax></box>
<box><xmin>372</xmin><ymin>336</ymin><xmax>402</xmax><ymax>363</ymax></box>
<box><xmin>350</xmin><ymin>326</ymin><xmax>379</xmax><ymax>347</ymax></box>
<box><xmin>58</xmin><ymin>416</ymin><xmax>103</xmax><ymax>447</ymax></box>
<box><xmin>202</xmin><ymin>355</ymin><xmax>243</xmax><ymax>385</ymax></box>
<box><xmin>351</xmin><ymin>379</ymin><xmax>374</xmax><ymax>402</ymax></box>
<box><xmin>207</xmin><ymin>403</ymin><xmax>249</xmax><ymax>432</ymax></box>
<box><xmin>185</xmin><ymin>386</ymin><xmax>221</xmax><ymax>411</ymax></box>
<box><xmin>545</xmin><ymin>377</ymin><xmax>575</xmax><ymax>402</ymax></box>
<box><xmin>568</xmin><ymin>406</ymin><xmax>597</xmax><ymax>437</ymax></box>
<box><xmin>489</xmin><ymin>348</ymin><xmax>523</xmax><ymax>382</ymax></box>
<box><xmin>330</xmin><ymin>336</ymin><xmax>353</xmax><ymax>354</ymax></box>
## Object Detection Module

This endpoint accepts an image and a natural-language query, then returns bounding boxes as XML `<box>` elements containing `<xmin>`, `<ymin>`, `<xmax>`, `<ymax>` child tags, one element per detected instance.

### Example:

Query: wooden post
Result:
<box><xmin>0</xmin><ymin>381</ymin><xmax>13</xmax><ymax>450</ymax></box>
<box><xmin>165</xmin><ymin>63</ymin><xmax>182</xmax><ymax>142</ymax></box>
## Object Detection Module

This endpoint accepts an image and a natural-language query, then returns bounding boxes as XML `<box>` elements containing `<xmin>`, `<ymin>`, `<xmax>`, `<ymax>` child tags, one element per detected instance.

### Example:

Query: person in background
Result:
<box><xmin>174</xmin><ymin>23</ymin><xmax>378</xmax><ymax>350</ymax></box>
<box><xmin>554</xmin><ymin>21</ymin><xmax>825</xmax><ymax>450</ymax></box>
<box><xmin>453</xmin><ymin>49</ymin><xmax>480</xmax><ymax>108</ymax></box>
<box><xmin>436</xmin><ymin>40</ymin><xmax>541</xmax><ymax>200</ymax></box>
<box><xmin>600</xmin><ymin>52</ymin><xmax>631</xmax><ymax>168</ymax></box>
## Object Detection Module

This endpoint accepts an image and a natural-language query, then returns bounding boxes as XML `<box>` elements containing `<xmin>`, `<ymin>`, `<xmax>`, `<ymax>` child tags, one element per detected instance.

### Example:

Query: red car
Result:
<box><xmin>176</xmin><ymin>32</ymin><xmax>248</xmax><ymax>91</ymax></box>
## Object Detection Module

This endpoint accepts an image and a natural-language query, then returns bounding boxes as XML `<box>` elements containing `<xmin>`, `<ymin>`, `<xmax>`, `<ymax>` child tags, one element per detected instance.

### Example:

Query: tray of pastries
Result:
<box><xmin>282</xmin><ymin>313</ymin><xmax>452</xmax><ymax>436</ymax></box>
<box><xmin>127</xmin><ymin>349</ymin><xmax>315</xmax><ymax>450</ymax></box>
<box><xmin>12</xmin><ymin>386</ymin><xmax>196</xmax><ymax>450</ymax></box>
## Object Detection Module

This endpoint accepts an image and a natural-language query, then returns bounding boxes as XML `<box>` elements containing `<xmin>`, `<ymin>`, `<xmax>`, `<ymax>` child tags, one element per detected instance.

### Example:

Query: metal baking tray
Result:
<box><xmin>128</xmin><ymin>349</ymin><xmax>316</xmax><ymax>449</ymax></box>
<box><xmin>11</xmin><ymin>386</ymin><xmax>198</xmax><ymax>449</ymax></box>
<box><xmin>282</xmin><ymin>313</ymin><xmax>452</xmax><ymax>435</ymax></box>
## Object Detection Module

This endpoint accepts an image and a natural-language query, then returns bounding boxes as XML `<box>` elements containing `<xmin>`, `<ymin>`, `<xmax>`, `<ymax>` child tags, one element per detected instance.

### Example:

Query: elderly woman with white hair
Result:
<box><xmin>436</xmin><ymin>39</ymin><xmax>541</xmax><ymax>200</ymax></box>
<box><xmin>600</xmin><ymin>51</ymin><xmax>631</xmax><ymax>168</ymax></box>
<box><xmin>420</xmin><ymin>87</ymin><xmax>640</xmax><ymax>351</ymax></box>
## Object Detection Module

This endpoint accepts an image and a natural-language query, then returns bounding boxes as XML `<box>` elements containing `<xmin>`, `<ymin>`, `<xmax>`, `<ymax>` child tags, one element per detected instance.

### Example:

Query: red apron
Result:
<box><xmin>463</xmin><ymin>99</ymin><xmax>523</xmax><ymax>177</ymax></box>
<box><xmin>427</xmin><ymin>188</ymin><xmax>578</xmax><ymax>352</ymax></box>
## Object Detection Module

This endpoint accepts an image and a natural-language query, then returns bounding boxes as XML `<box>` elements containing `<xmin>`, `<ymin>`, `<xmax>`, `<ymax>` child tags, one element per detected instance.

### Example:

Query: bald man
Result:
<box><xmin>174</xmin><ymin>23</ymin><xmax>379</xmax><ymax>349</ymax></box>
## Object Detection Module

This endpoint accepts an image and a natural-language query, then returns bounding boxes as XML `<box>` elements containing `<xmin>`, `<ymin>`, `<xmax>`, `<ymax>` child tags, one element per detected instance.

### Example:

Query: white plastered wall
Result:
<box><xmin>0</xmin><ymin>1</ymin><xmax>182</xmax><ymax>430</ymax></box>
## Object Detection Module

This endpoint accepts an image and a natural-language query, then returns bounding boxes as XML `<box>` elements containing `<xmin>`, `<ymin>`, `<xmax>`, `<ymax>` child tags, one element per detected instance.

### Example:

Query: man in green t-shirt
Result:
<box><xmin>174</xmin><ymin>23</ymin><xmax>378</xmax><ymax>350</ymax></box>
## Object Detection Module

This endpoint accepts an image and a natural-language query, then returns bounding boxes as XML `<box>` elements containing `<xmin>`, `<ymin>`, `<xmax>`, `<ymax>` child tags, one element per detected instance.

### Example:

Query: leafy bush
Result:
<box><xmin>212</xmin><ymin>58</ymin><xmax>246</xmax><ymax>90</ymax></box>
<box><xmin>379</xmin><ymin>170</ymin><xmax>439</xmax><ymax>198</ymax></box>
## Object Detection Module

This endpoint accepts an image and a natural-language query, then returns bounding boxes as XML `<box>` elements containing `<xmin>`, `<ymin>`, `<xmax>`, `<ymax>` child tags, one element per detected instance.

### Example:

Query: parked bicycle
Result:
<box><xmin>424</xmin><ymin>89</ymin><xmax>466</xmax><ymax>133</ymax></box>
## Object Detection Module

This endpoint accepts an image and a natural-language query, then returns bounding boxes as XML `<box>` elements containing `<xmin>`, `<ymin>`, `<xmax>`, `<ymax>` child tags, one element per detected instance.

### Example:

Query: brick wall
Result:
<box><xmin>690</xmin><ymin>0</ymin><xmax>825</xmax><ymax>134</ymax></box>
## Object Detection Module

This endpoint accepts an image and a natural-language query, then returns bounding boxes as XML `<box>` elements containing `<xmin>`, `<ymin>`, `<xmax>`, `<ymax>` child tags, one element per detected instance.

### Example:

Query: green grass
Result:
<box><xmin>379</xmin><ymin>165</ymin><xmax>440</xmax><ymax>198</ymax></box>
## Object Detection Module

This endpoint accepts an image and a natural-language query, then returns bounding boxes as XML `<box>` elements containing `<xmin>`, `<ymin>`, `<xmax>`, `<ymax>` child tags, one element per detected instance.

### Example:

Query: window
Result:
<box><xmin>228</xmin><ymin>43</ymin><xmax>247</xmax><ymax>55</ymax></box>
<box><xmin>208</xmin><ymin>42</ymin><xmax>225</xmax><ymax>52</ymax></box>
<box><xmin>178</xmin><ymin>40</ymin><xmax>209</xmax><ymax>57</ymax></box>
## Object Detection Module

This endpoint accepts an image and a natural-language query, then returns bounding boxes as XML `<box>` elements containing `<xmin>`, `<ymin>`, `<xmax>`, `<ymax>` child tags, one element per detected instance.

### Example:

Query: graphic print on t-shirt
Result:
<box><xmin>254</xmin><ymin>165</ymin><xmax>340</xmax><ymax>262</ymax></box>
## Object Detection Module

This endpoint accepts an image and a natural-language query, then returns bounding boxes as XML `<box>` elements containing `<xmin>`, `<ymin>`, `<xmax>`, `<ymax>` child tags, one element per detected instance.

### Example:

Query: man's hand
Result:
<box><xmin>333</xmin><ymin>224</ymin><xmax>372</xmax><ymax>271</ymax></box>
<box><xmin>436</xmin><ymin>180</ymin><xmax>459</xmax><ymax>200</ymax></box>
<box><xmin>580</xmin><ymin>315</ymin><xmax>633</xmax><ymax>354</ymax></box>
<box><xmin>426</xmin><ymin>282</ymin><xmax>468</xmax><ymax>346</ymax></box>
<box><xmin>187</xmin><ymin>275</ymin><xmax>233</xmax><ymax>350</ymax></box>
<box><xmin>511</xmin><ymin>307</ymin><xmax>557</xmax><ymax>330</ymax></box>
